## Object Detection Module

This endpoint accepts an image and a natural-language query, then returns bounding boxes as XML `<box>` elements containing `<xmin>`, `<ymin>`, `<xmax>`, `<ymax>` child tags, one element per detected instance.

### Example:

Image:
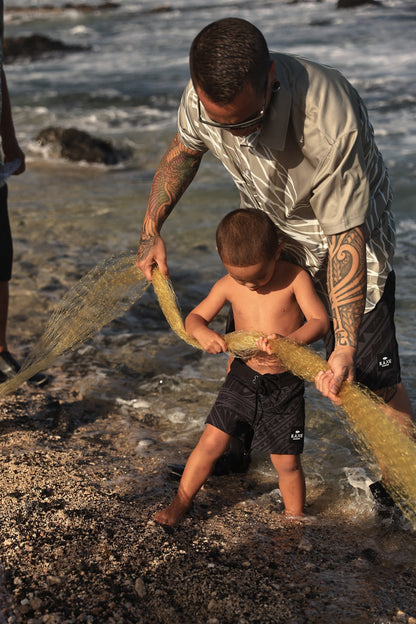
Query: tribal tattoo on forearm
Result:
<box><xmin>138</xmin><ymin>134</ymin><xmax>202</xmax><ymax>261</ymax></box>
<box><xmin>327</xmin><ymin>226</ymin><xmax>367</xmax><ymax>349</ymax></box>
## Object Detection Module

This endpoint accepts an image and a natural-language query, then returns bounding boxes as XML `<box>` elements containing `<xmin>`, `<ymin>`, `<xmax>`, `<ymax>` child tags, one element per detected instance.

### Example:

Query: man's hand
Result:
<box><xmin>136</xmin><ymin>234</ymin><xmax>168</xmax><ymax>281</ymax></box>
<box><xmin>315</xmin><ymin>345</ymin><xmax>356</xmax><ymax>405</ymax></box>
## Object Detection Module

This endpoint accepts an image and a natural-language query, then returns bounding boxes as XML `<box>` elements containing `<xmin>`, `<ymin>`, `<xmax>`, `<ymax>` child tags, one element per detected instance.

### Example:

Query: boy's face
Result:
<box><xmin>224</xmin><ymin>256</ymin><xmax>277</xmax><ymax>291</ymax></box>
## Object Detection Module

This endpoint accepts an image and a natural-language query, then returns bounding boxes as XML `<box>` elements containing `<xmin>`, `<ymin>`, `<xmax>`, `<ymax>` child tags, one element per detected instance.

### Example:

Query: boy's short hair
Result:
<box><xmin>216</xmin><ymin>208</ymin><xmax>281</xmax><ymax>266</ymax></box>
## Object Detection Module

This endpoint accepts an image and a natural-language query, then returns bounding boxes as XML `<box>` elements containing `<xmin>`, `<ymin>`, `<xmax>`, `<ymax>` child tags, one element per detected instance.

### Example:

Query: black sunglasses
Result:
<box><xmin>197</xmin><ymin>78</ymin><xmax>269</xmax><ymax>131</ymax></box>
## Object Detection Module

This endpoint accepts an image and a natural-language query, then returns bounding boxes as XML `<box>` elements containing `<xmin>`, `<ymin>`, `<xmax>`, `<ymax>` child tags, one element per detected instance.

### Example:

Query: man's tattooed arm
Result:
<box><xmin>138</xmin><ymin>133</ymin><xmax>204</xmax><ymax>262</ymax></box>
<box><xmin>327</xmin><ymin>226</ymin><xmax>367</xmax><ymax>349</ymax></box>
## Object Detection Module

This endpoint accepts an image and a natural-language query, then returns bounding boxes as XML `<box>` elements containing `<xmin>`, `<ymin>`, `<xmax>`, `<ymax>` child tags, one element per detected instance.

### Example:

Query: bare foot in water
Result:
<box><xmin>153</xmin><ymin>495</ymin><xmax>192</xmax><ymax>527</ymax></box>
<box><xmin>285</xmin><ymin>512</ymin><xmax>317</xmax><ymax>524</ymax></box>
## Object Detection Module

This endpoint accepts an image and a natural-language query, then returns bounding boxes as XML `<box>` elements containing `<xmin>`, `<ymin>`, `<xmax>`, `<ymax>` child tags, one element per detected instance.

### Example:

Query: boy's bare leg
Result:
<box><xmin>153</xmin><ymin>424</ymin><xmax>231</xmax><ymax>527</ymax></box>
<box><xmin>270</xmin><ymin>454</ymin><xmax>306</xmax><ymax>518</ymax></box>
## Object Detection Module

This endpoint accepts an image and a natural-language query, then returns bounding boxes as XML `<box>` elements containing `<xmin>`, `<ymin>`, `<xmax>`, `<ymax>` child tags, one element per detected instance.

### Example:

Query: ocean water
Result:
<box><xmin>3</xmin><ymin>0</ymin><xmax>416</xmax><ymax>522</ymax></box>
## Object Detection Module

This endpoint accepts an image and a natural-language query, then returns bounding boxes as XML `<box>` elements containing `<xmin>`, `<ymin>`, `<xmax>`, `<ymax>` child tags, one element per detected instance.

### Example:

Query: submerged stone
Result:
<box><xmin>3</xmin><ymin>34</ymin><xmax>90</xmax><ymax>63</ymax></box>
<box><xmin>35</xmin><ymin>127</ymin><xmax>122</xmax><ymax>165</ymax></box>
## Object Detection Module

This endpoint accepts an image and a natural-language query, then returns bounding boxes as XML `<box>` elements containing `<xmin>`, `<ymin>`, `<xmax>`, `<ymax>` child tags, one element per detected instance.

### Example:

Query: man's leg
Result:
<box><xmin>355</xmin><ymin>272</ymin><xmax>415</xmax><ymax>443</ymax></box>
<box><xmin>0</xmin><ymin>185</ymin><xmax>12</xmax><ymax>357</ymax></box>
<box><xmin>368</xmin><ymin>381</ymin><xmax>415</xmax><ymax>515</ymax></box>
<box><xmin>376</xmin><ymin>382</ymin><xmax>414</xmax><ymax>435</ymax></box>
<box><xmin>0</xmin><ymin>281</ymin><xmax>9</xmax><ymax>352</ymax></box>
<box><xmin>325</xmin><ymin>271</ymin><xmax>414</xmax><ymax>513</ymax></box>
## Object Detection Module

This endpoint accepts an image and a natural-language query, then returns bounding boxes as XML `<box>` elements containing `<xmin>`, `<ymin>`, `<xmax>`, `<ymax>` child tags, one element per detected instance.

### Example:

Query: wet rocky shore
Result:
<box><xmin>1</xmin><ymin>383</ymin><xmax>416</xmax><ymax>624</ymax></box>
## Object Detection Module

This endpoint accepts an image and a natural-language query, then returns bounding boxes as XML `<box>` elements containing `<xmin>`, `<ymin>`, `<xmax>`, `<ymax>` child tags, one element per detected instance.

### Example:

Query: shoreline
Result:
<box><xmin>1</xmin><ymin>384</ymin><xmax>416</xmax><ymax>624</ymax></box>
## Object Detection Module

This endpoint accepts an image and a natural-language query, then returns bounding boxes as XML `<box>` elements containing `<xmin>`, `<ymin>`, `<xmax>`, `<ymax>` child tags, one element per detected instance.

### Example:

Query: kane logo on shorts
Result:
<box><xmin>378</xmin><ymin>352</ymin><xmax>393</xmax><ymax>370</ymax></box>
<box><xmin>290</xmin><ymin>427</ymin><xmax>304</xmax><ymax>442</ymax></box>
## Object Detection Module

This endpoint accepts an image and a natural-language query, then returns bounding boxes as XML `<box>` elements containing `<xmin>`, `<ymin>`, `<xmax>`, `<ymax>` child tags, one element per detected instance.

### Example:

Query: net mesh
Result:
<box><xmin>1</xmin><ymin>254</ymin><xmax>415</xmax><ymax>527</ymax></box>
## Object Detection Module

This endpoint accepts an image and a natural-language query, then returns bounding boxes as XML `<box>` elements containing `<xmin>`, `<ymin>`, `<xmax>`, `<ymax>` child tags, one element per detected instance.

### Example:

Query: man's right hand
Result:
<box><xmin>136</xmin><ymin>234</ymin><xmax>168</xmax><ymax>281</ymax></box>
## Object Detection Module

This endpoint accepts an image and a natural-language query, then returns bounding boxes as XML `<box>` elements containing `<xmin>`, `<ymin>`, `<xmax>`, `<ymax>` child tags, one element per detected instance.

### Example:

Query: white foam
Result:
<box><xmin>115</xmin><ymin>397</ymin><xmax>150</xmax><ymax>410</ymax></box>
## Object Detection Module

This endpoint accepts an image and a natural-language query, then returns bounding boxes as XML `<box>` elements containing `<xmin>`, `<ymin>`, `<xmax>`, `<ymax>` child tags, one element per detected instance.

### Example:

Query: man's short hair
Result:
<box><xmin>216</xmin><ymin>208</ymin><xmax>280</xmax><ymax>266</ymax></box>
<box><xmin>190</xmin><ymin>18</ymin><xmax>270</xmax><ymax>103</ymax></box>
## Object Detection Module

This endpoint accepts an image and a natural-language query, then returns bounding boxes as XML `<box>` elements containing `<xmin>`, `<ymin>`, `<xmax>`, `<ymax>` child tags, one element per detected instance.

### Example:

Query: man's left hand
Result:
<box><xmin>315</xmin><ymin>345</ymin><xmax>356</xmax><ymax>405</ymax></box>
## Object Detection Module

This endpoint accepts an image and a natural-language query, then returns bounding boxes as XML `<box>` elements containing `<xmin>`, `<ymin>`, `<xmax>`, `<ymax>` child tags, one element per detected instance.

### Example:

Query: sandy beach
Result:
<box><xmin>1</xmin><ymin>381</ymin><xmax>416</xmax><ymax>624</ymax></box>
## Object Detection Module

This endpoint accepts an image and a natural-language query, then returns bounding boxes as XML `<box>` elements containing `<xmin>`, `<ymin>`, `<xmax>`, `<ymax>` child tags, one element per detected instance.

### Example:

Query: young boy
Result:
<box><xmin>153</xmin><ymin>209</ymin><xmax>329</xmax><ymax>527</ymax></box>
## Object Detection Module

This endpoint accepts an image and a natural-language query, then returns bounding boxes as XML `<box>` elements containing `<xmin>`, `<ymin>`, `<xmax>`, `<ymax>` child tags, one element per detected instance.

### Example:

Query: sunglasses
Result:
<box><xmin>197</xmin><ymin>78</ymin><xmax>269</xmax><ymax>131</ymax></box>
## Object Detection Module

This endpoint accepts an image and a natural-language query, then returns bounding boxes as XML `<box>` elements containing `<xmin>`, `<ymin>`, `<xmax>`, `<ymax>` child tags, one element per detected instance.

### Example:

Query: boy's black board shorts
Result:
<box><xmin>206</xmin><ymin>358</ymin><xmax>305</xmax><ymax>455</ymax></box>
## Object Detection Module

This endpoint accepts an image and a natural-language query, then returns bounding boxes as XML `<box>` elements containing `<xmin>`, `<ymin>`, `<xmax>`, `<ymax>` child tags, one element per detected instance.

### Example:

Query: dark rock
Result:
<box><xmin>35</xmin><ymin>127</ymin><xmax>122</xmax><ymax>165</ymax></box>
<box><xmin>62</xmin><ymin>1</ymin><xmax>119</xmax><ymax>9</ymax></box>
<box><xmin>310</xmin><ymin>18</ymin><xmax>333</xmax><ymax>26</ymax></box>
<box><xmin>148</xmin><ymin>5</ymin><xmax>174</xmax><ymax>13</ymax></box>
<box><xmin>4</xmin><ymin>2</ymin><xmax>119</xmax><ymax>14</ymax></box>
<box><xmin>337</xmin><ymin>0</ymin><xmax>382</xmax><ymax>8</ymax></box>
<box><xmin>3</xmin><ymin>34</ymin><xmax>90</xmax><ymax>63</ymax></box>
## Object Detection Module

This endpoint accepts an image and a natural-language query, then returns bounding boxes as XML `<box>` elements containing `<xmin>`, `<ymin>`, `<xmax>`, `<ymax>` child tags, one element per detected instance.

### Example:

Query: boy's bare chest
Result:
<box><xmin>229</xmin><ymin>290</ymin><xmax>302</xmax><ymax>335</ymax></box>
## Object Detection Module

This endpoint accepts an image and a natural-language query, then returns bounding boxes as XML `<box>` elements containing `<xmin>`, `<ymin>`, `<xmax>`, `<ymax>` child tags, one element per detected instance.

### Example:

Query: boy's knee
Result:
<box><xmin>272</xmin><ymin>453</ymin><xmax>302</xmax><ymax>474</ymax></box>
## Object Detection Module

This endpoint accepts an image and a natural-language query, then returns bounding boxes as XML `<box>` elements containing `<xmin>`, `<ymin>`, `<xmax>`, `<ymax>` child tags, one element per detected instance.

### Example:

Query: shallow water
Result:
<box><xmin>3</xmin><ymin>0</ymin><xmax>416</xmax><ymax>527</ymax></box>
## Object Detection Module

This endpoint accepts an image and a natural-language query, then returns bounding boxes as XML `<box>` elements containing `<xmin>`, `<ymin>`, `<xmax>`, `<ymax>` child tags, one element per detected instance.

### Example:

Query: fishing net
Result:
<box><xmin>1</xmin><ymin>253</ymin><xmax>415</xmax><ymax>527</ymax></box>
<box><xmin>0</xmin><ymin>252</ymin><xmax>150</xmax><ymax>395</ymax></box>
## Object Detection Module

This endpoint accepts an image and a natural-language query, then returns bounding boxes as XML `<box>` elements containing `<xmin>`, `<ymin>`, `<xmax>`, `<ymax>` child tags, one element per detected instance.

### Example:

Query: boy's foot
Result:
<box><xmin>285</xmin><ymin>512</ymin><xmax>317</xmax><ymax>524</ymax></box>
<box><xmin>153</xmin><ymin>496</ymin><xmax>192</xmax><ymax>528</ymax></box>
<box><xmin>0</xmin><ymin>351</ymin><xmax>49</xmax><ymax>387</ymax></box>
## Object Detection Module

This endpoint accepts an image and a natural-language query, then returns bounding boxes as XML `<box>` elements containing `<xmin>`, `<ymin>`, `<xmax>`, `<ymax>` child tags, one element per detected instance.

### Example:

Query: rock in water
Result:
<box><xmin>337</xmin><ymin>0</ymin><xmax>382</xmax><ymax>8</ymax></box>
<box><xmin>35</xmin><ymin>127</ymin><xmax>122</xmax><ymax>165</ymax></box>
<box><xmin>3</xmin><ymin>34</ymin><xmax>89</xmax><ymax>63</ymax></box>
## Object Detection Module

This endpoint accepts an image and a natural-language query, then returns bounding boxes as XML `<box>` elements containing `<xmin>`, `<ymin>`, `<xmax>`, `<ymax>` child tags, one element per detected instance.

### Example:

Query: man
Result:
<box><xmin>0</xmin><ymin>2</ymin><xmax>47</xmax><ymax>386</ymax></box>
<box><xmin>136</xmin><ymin>18</ymin><xmax>413</xmax><ymax>505</ymax></box>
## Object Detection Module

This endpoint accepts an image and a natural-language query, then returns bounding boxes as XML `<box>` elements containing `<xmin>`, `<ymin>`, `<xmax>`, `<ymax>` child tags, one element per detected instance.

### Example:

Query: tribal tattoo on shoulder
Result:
<box><xmin>138</xmin><ymin>134</ymin><xmax>202</xmax><ymax>261</ymax></box>
<box><xmin>327</xmin><ymin>227</ymin><xmax>366</xmax><ymax>349</ymax></box>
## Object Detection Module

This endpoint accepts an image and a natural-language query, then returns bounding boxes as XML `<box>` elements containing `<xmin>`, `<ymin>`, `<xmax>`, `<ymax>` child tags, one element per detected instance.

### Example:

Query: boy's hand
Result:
<box><xmin>194</xmin><ymin>327</ymin><xmax>228</xmax><ymax>354</ymax></box>
<box><xmin>256</xmin><ymin>333</ymin><xmax>280</xmax><ymax>355</ymax></box>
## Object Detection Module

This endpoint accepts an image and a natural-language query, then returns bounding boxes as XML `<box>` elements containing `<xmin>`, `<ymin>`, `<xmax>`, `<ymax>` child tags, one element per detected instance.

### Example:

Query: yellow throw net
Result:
<box><xmin>0</xmin><ymin>253</ymin><xmax>150</xmax><ymax>396</ymax></box>
<box><xmin>1</xmin><ymin>254</ymin><xmax>415</xmax><ymax>527</ymax></box>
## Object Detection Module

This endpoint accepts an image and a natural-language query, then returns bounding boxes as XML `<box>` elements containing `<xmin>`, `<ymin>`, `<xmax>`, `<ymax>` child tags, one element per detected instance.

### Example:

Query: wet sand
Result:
<box><xmin>1</xmin><ymin>382</ymin><xmax>416</xmax><ymax>624</ymax></box>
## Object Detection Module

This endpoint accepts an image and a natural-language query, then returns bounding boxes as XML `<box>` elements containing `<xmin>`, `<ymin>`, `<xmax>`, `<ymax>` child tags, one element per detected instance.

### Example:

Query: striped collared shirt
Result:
<box><xmin>178</xmin><ymin>53</ymin><xmax>395</xmax><ymax>312</ymax></box>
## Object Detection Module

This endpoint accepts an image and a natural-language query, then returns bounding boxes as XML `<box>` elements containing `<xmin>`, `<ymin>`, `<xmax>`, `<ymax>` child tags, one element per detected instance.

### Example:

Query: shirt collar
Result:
<box><xmin>255</xmin><ymin>75</ymin><xmax>292</xmax><ymax>151</ymax></box>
